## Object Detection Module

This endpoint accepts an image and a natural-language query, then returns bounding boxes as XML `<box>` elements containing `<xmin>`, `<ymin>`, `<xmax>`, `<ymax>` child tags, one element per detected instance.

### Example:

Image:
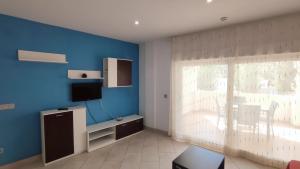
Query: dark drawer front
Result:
<box><xmin>116</xmin><ymin>118</ymin><xmax>143</xmax><ymax>140</ymax></box>
<box><xmin>44</xmin><ymin>111</ymin><xmax>74</xmax><ymax>163</ymax></box>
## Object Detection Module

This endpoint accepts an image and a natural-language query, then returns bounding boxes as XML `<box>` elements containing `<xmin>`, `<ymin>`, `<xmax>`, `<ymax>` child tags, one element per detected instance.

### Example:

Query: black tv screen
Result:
<box><xmin>71</xmin><ymin>82</ymin><xmax>102</xmax><ymax>102</ymax></box>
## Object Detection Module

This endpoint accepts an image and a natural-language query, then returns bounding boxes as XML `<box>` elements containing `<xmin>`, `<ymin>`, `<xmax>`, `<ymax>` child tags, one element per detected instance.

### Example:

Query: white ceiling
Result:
<box><xmin>0</xmin><ymin>0</ymin><xmax>300</xmax><ymax>43</ymax></box>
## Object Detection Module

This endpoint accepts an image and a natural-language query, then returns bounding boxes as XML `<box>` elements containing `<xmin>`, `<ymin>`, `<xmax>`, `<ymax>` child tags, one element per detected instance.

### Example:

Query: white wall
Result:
<box><xmin>139</xmin><ymin>38</ymin><xmax>171</xmax><ymax>132</ymax></box>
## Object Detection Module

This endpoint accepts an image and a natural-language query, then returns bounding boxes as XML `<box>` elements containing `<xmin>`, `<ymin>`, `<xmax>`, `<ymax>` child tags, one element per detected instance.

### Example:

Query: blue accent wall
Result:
<box><xmin>0</xmin><ymin>14</ymin><xmax>139</xmax><ymax>165</ymax></box>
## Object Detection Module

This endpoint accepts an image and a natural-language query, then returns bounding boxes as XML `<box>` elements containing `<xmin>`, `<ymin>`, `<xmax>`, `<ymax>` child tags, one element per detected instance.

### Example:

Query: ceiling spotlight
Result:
<box><xmin>134</xmin><ymin>20</ymin><xmax>140</xmax><ymax>25</ymax></box>
<box><xmin>220</xmin><ymin>17</ymin><xmax>228</xmax><ymax>22</ymax></box>
<box><xmin>207</xmin><ymin>0</ymin><xmax>213</xmax><ymax>3</ymax></box>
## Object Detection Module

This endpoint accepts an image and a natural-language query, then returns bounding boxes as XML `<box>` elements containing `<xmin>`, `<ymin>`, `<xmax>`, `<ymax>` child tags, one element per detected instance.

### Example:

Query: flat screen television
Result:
<box><xmin>71</xmin><ymin>82</ymin><xmax>102</xmax><ymax>102</ymax></box>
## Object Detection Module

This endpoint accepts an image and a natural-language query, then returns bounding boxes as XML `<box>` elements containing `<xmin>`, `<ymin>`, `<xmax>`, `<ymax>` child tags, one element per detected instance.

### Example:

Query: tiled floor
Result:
<box><xmin>10</xmin><ymin>129</ymin><xmax>276</xmax><ymax>169</ymax></box>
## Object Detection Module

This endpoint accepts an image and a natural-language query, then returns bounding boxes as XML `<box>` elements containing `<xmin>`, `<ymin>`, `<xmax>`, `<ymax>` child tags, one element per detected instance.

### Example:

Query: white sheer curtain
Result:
<box><xmin>230</xmin><ymin>56</ymin><xmax>300</xmax><ymax>166</ymax></box>
<box><xmin>172</xmin><ymin>59</ymin><xmax>228</xmax><ymax>151</ymax></box>
<box><xmin>171</xmin><ymin>13</ymin><xmax>300</xmax><ymax>168</ymax></box>
<box><xmin>172</xmin><ymin>53</ymin><xmax>300</xmax><ymax>168</ymax></box>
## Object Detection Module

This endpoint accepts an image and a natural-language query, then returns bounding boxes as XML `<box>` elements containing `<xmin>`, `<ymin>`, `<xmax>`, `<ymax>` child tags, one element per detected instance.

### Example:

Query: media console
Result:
<box><xmin>87</xmin><ymin>114</ymin><xmax>143</xmax><ymax>152</ymax></box>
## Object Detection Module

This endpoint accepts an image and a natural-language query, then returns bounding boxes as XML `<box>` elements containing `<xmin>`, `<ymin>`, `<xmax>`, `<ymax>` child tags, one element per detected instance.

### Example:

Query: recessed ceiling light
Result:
<box><xmin>134</xmin><ymin>20</ymin><xmax>140</xmax><ymax>25</ymax></box>
<box><xmin>220</xmin><ymin>17</ymin><xmax>228</xmax><ymax>22</ymax></box>
<box><xmin>207</xmin><ymin>0</ymin><xmax>213</xmax><ymax>3</ymax></box>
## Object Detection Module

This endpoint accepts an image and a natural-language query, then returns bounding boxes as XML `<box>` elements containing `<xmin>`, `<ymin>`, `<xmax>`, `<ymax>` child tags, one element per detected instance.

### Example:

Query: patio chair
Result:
<box><xmin>216</xmin><ymin>97</ymin><xmax>226</xmax><ymax>127</ymax></box>
<box><xmin>237</xmin><ymin>104</ymin><xmax>261</xmax><ymax>134</ymax></box>
<box><xmin>262</xmin><ymin>101</ymin><xmax>279</xmax><ymax>136</ymax></box>
<box><xmin>233</xmin><ymin>96</ymin><xmax>246</xmax><ymax>105</ymax></box>
<box><xmin>217</xmin><ymin>96</ymin><xmax>246</xmax><ymax>127</ymax></box>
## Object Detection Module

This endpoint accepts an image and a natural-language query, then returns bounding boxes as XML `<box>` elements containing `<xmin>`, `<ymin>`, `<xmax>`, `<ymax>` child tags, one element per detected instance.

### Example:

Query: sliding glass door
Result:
<box><xmin>232</xmin><ymin>59</ymin><xmax>300</xmax><ymax>163</ymax></box>
<box><xmin>172</xmin><ymin>60</ymin><xmax>228</xmax><ymax>149</ymax></box>
<box><xmin>172</xmin><ymin>54</ymin><xmax>300</xmax><ymax>165</ymax></box>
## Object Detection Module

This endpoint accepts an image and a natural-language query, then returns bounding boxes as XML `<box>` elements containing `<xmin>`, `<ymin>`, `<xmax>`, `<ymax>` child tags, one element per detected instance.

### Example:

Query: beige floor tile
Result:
<box><xmin>142</xmin><ymin>146</ymin><xmax>158</xmax><ymax>154</ymax></box>
<box><xmin>123</xmin><ymin>153</ymin><xmax>141</xmax><ymax>165</ymax></box>
<box><xmin>257</xmin><ymin>165</ymin><xmax>277</xmax><ymax>169</ymax></box>
<box><xmin>110</xmin><ymin>144</ymin><xmax>128</xmax><ymax>154</ymax></box>
<box><xmin>159</xmin><ymin>153</ymin><xmax>177</xmax><ymax>161</ymax></box>
<box><xmin>106</xmin><ymin>150</ymin><xmax>126</xmax><ymax>163</ymax></box>
<box><xmin>18</xmin><ymin>161</ymin><xmax>44</xmax><ymax>169</ymax></box>
<box><xmin>130</xmin><ymin>138</ymin><xmax>145</xmax><ymax>145</ymax></box>
<box><xmin>62</xmin><ymin>158</ymin><xmax>86</xmax><ymax>169</ymax></box>
<box><xmin>143</xmin><ymin>138</ymin><xmax>158</xmax><ymax>147</ymax></box>
<box><xmin>141</xmin><ymin>151</ymin><xmax>159</xmax><ymax>162</ymax></box>
<box><xmin>127</xmin><ymin>144</ymin><xmax>143</xmax><ymax>154</ymax></box>
<box><xmin>80</xmin><ymin>152</ymin><xmax>106</xmax><ymax>169</ymax></box>
<box><xmin>158</xmin><ymin>142</ymin><xmax>175</xmax><ymax>153</ymax></box>
<box><xmin>100</xmin><ymin>160</ymin><xmax>122</xmax><ymax>169</ymax></box>
<box><xmin>39</xmin><ymin>162</ymin><xmax>65</xmax><ymax>169</ymax></box>
<box><xmin>172</xmin><ymin>141</ymin><xmax>189</xmax><ymax>154</ymax></box>
<box><xmin>224</xmin><ymin>157</ymin><xmax>239</xmax><ymax>169</ymax></box>
<box><xmin>81</xmin><ymin>162</ymin><xmax>102</xmax><ymax>169</ymax></box>
<box><xmin>159</xmin><ymin>160</ymin><xmax>172</xmax><ymax>169</ymax></box>
<box><xmin>139</xmin><ymin>162</ymin><xmax>159</xmax><ymax>169</ymax></box>
<box><xmin>231</xmin><ymin>157</ymin><xmax>260</xmax><ymax>169</ymax></box>
<box><xmin>120</xmin><ymin>161</ymin><xmax>139</xmax><ymax>169</ymax></box>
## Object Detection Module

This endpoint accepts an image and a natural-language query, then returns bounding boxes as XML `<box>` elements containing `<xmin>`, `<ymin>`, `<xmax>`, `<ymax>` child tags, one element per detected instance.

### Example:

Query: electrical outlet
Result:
<box><xmin>0</xmin><ymin>103</ymin><xmax>15</xmax><ymax>111</ymax></box>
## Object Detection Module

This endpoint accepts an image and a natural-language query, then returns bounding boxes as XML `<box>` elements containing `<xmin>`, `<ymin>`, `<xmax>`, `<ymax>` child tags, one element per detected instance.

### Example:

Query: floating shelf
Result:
<box><xmin>68</xmin><ymin>70</ymin><xmax>103</xmax><ymax>79</ymax></box>
<box><xmin>18</xmin><ymin>50</ymin><xmax>68</xmax><ymax>64</ymax></box>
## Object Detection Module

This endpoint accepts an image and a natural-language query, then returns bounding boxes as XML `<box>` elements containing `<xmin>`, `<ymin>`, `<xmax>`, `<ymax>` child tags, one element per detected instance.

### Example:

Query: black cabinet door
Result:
<box><xmin>116</xmin><ymin>119</ymin><xmax>143</xmax><ymax>140</ymax></box>
<box><xmin>134</xmin><ymin>118</ymin><xmax>144</xmax><ymax>132</ymax></box>
<box><xmin>44</xmin><ymin>111</ymin><xmax>74</xmax><ymax>163</ymax></box>
<box><xmin>116</xmin><ymin>122</ymin><xmax>131</xmax><ymax>140</ymax></box>
<box><xmin>117</xmin><ymin>60</ymin><xmax>132</xmax><ymax>86</ymax></box>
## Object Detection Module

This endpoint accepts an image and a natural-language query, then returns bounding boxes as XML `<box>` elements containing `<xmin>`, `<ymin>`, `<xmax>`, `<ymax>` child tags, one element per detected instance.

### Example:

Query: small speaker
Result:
<box><xmin>81</xmin><ymin>73</ymin><xmax>87</xmax><ymax>78</ymax></box>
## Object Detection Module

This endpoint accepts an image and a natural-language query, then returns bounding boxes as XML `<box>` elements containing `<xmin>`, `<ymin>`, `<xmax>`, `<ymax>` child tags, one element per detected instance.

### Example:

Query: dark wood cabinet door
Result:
<box><xmin>134</xmin><ymin>118</ymin><xmax>144</xmax><ymax>132</ymax></box>
<box><xmin>44</xmin><ymin>111</ymin><xmax>74</xmax><ymax>163</ymax></box>
<box><xmin>117</xmin><ymin>60</ymin><xmax>132</xmax><ymax>86</ymax></box>
<box><xmin>116</xmin><ymin>119</ymin><xmax>144</xmax><ymax>140</ymax></box>
<box><xmin>116</xmin><ymin>122</ymin><xmax>130</xmax><ymax>140</ymax></box>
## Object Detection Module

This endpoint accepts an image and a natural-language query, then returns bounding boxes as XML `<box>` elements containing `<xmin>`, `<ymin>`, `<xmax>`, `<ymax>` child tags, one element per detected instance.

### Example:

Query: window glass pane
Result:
<box><xmin>233</xmin><ymin>60</ymin><xmax>300</xmax><ymax>162</ymax></box>
<box><xmin>174</xmin><ymin>61</ymin><xmax>228</xmax><ymax>147</ymax></box>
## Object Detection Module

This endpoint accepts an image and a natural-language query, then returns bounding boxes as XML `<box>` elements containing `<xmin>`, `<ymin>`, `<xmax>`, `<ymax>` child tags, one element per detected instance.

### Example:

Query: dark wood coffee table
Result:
<box><xmin>173</xmin><ymin>146</ymin><xmax>224</xmax><ymax>169</ymax></box>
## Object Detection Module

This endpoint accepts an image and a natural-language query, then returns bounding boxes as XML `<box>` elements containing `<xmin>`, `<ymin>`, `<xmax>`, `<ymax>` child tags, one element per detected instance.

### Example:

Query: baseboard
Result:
<box><xmin>144</xmin><ymin>126</ymin><xmax>169</xmax><ymax>136</ymax></box>
<box><xmin>0</xmin><ymin>155</ymin><xmax>42</xmax><ymax>169</ymax></box>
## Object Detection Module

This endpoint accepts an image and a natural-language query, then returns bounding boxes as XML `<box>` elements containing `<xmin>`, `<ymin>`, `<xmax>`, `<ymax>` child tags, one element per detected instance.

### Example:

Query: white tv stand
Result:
<box><xmin>87</xmin><ymin>114</ymin><xmax>143</xmax><ymax>152</ymax></box>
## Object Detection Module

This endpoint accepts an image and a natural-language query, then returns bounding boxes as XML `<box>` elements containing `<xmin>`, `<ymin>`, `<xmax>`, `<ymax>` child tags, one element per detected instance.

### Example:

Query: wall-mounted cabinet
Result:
<box><xmin>103</xmin><ymin>58</ymin><xmax>132</xmax><ymax>88</ymax></box>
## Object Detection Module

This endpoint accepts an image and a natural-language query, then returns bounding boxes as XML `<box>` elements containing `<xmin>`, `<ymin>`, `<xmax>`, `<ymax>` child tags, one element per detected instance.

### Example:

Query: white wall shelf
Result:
<box><xmin>68</xmin><ymin>70</ymin><xmax>103</xmax><ymax>79</ymax></box>
<box><xmin>18</xmin><ymin>50</ymin><xmax>68</xmax><ymax>64</ymax></box>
